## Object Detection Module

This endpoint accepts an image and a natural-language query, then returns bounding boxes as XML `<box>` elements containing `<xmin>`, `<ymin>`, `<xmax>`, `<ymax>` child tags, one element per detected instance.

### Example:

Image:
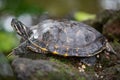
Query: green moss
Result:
<box><xmin>33</xmin><ymin>58</ymin><xmax>84</xmax><ymax>80</ymax></box>
<box><xmin>0</xmin><ymin>32</ymin><xmax>18</xmax><ymax>53</ymax></box>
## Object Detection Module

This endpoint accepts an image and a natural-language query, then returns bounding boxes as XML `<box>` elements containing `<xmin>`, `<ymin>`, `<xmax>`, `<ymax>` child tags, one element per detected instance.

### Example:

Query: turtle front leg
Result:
<box><xmin>80</xmin><ymin>56</ymin><xmax>97</xmax><ymax>66</ymax></box>
<box><xmin>9</xmin><ymin>41</ymin><xmax>31</xmax><ymax>56</ymax></box>
<box><xmin>78</xmin><ymin>56</ymin><xmax>98</xmax><ymax>72</ymax></box>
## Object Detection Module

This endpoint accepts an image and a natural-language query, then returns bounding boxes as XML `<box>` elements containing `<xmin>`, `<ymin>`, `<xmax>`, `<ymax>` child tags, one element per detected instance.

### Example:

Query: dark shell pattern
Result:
<box><xmin>30</xmin><ymin>20</ymin><xmax>106</xmax><ymax>57</ymax></box>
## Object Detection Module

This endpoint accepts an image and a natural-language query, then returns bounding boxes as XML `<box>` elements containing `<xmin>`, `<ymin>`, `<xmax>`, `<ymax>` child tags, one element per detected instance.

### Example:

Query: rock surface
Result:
<box><xmin>98</xmin><ymin>64</ymin><xmax>120</xmax><ymax>80</ymax></box>
<box><xmin>12</xmin><ymin>58</ymin><xmax>89</xmax><ymax>80</ymax></box>
<box><xmin>0</xmin><ymin>53</ymin><xmax>15</xmax><ymax>80</ymax></box>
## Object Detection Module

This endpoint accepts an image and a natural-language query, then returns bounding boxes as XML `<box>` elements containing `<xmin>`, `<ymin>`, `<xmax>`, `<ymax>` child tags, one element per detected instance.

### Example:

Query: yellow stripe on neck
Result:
<box><xmin>41</xmin><ymin>48</ymin><xmax>47</xmax><ymax>51</ymax></box>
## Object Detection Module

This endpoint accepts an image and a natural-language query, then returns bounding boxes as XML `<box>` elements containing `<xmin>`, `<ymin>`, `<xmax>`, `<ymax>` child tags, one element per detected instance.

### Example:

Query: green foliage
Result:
<box><xmin>2</xmin><ymin>0</ymin><xmax>44</xmax><ymax>15</ymax></box>
<box><xmin>0</xmin><ymin>32</ymin><xmax>18</xmax><ymax>53</ymax></box>
<box><xmin>74</xmin><ymin>12</ymin><xmax>95</xmax><ymax>21</ymax></box>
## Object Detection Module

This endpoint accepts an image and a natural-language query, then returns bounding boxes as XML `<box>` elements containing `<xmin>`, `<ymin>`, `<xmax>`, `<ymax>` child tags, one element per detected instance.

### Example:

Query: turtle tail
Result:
<box><xmin>11</xmin><ymin>19</ymin><xmax>32</xmax><ymax>40</ymax></box>
<box><xmin>105</xmin><ymin>40</ymin><xmax>117</xmax><ymax>55</ymax></box>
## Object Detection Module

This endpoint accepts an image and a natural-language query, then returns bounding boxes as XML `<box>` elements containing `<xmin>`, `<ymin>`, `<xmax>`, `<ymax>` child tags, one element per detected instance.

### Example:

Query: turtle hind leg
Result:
<box><xmin>79</xmin><ymin>56</ymin><xmax>103</xmax><ymax>73</ymax></box>
<box><xmin>78</xmin><ymin>56</ymin><xmax>97</xmax><ymax>72</ymax></box>
<box><xmin>81</xmin><ymin>56</ymin><xmax>97</xmax><ymax>66</ymax></box>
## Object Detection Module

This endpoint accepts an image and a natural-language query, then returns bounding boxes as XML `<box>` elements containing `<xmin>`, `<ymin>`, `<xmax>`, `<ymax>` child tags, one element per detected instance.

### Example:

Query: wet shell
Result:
<box><xmin>30</xmin><ymin>19</ymin><xmax>106</xmax><ymax>57</ymax></box>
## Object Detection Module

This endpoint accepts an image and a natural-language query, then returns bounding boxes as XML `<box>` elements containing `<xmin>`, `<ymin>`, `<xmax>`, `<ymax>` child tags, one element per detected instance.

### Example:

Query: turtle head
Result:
<box><xmin>11</xmin><ymin>18</ymin><xmax>33</xmax><ymax>41</ymax></box>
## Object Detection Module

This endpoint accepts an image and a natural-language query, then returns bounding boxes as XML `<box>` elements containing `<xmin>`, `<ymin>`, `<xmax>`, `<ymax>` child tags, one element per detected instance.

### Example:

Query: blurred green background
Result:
<box><xmin>0</xmin><ymin>0</ymin><xmax>120</xmax><ymax>55</ymax></box>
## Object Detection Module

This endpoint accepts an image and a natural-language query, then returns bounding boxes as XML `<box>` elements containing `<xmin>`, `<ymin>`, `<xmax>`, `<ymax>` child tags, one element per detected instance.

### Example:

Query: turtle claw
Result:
<box><xmin>78</xmin><ymin>62</ymin><xmax>86</xmax><ymax>72</ymax></box>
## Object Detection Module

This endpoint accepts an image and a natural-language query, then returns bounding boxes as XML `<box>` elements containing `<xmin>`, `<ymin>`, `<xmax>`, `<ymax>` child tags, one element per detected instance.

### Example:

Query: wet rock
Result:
<box><xmin>12</xmin><ymin>58</ymin><xmax>90</xmax><ymax>80</ymax></box>
<box><xmin>83</xmin><ymin>9</ymin><xmax>117</xmax><ymax>33</ymax></box>
<box><xmin>103</xmin><ymin>17</ymin><xmax>120</xmax><ymax>42</ymax></box>
<box><xmin>98</xmin><ymin>64</ymin><xmax>120</xmax><ymax>80</ymax></box>
<box><xmin>83</xmin><ymin>10</ymin><xmax>120</xmax><ymax>34</ymax></box>
<box><xmin>0</xmin><ymin>53</ymin><xmax>15</xmax><ymax>80</ymax></box>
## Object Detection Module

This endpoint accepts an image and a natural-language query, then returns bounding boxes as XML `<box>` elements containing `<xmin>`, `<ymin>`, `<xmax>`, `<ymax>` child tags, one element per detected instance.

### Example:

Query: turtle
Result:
<box><xmin>10</xmin><ymin>18</ymin><xmax>116</xmax><ymax>66</ymax></box>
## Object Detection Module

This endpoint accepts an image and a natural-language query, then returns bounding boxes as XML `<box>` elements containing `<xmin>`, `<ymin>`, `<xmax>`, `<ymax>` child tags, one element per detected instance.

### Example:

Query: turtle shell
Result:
<box><xmin>30</xmin><ymin>19</ymin><xmax>106</xmax><ymax>57</ymax></box>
